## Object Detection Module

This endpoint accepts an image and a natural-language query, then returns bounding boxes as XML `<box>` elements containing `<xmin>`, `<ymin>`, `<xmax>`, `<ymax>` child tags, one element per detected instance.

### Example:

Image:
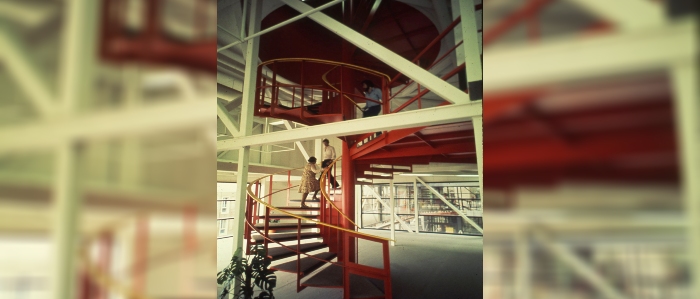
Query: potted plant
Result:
<box><xmin>218</xmin><ymin>246</ymin><xmax>277</xmax><ymax>299</ymax></box>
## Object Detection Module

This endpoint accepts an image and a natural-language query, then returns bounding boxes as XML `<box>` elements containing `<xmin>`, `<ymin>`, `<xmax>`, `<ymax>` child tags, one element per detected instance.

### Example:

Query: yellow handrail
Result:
<box><xmin>259</xmin><ymin>58</ymin><xmax>391</xmax><ymax>81</ymax></box>
<box><xmin>246</xmin><ymin>168</ymin><xmax>392</xmax><ymax>242</ymax></box>
<box><xmin>321</xmin><ymin>66</ymin><xmax>364</xmax><ymax>110</ymax></box>
<box><xmin>79</xmin><ymin>214</ymin><xmax>153</xmax><ymax>299</ymax></box>
<box><xmin>261</xmin><ymin>58</ymin><xmax>391</xmax><ymax>112</ymax></box>
<box><xmin>319</xmin><ymin>155</ymin><xmax>359</xmax><ymax>228</ymax></box>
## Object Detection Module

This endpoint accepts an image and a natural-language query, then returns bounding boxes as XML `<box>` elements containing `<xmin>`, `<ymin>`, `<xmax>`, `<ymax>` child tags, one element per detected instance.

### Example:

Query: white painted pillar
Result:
<box><xmin>515</xmin><ymin>231</ymin><xmax>532</xmax><ymax>299</ymax></box>
<box><xmin>231</xmin><ymin>0</ymin><xmax>262</xmax><ymax>259</ymax></box>
<box><xmin>315</xmin><ymin>139</ymin><xmax>322</xmax><ymax>161</ymax></box>
<box><xmin>52</xmin><ymin>1</ymin><xmax>99</xmax><ymax>299</ymax></box>
<box><xmin>120</xmin><ymin>66</ymin><xmax>142</xmax><ymax>188</ymax></box>
<box><xmin>457</xmin><ymin>0</ymin><xmax>484</xmax><ymax>206</ymax></box>
<box><xmin>389</xmin><ymin>180</ymin><xmax>395</xmax><ymax>246</ymax></box>
<box><xmin>458</xmin><ymin>0</ymin><xmax>483</xmax><ymax>100</ymax></box>
<box><xmin>472</xmin><ymin>116</ymin><xmax>483</xmax><ymax>202</ymax></box>
<box><xmin>671</xmin><ymin>62</ymin><xmax>700</xmax><ymax>297</ymax></box>
<box><xmin>52</xmin><ymin>142</ymin><xmax>82</xmax><ymax>299</ymax></box>
<box><xmin>414</xmin><ymin>178</ymin><xmax>419</xmax><ymax>233</ymax></box>
<box><xmin>261</xmin><ymin>119</ymin><xmax>272</xmax><ymax>165</ymax></box>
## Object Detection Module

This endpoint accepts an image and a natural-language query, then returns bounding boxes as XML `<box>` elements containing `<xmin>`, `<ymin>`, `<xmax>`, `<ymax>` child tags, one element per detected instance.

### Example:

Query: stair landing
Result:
<box><xmin>303</xmin><ymin>264</ymin><xmax>385</xmax><ymax>299</ymax></box>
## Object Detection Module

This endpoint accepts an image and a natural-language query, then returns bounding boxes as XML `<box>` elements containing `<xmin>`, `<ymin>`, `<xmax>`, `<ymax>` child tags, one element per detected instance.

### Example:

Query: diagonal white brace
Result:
<box><xmin>534</xmin><ymin>230</ymin><xmax>629</xmax><ymax>299</ymax></box>
<box><xmin>217</xmin><ymin>100</ymin><xmax>241</xmax><ymax>136</ymax></box>
<box><xmin>416</xmin><ymin>177</ymin><xmax>483</xmax><ymax>234</ymax></box>
<box><xmin>0</xmin><ymin>28</ymin><xmax>54</xmax><ymax>117</ymax></box>
<box><xmin>283</xmin><ymin>120</ymin><xmax>310</xmax><ymax>160</ymax></box>
<box><xmin>363</xmin><ymin>185</ymin><xmax>416</xmax><ymax>233</ymax></box>
<box><xmin>280</xmin><ymin>0</ymin><xmax>469</xmax><ymax>105</ymax></box>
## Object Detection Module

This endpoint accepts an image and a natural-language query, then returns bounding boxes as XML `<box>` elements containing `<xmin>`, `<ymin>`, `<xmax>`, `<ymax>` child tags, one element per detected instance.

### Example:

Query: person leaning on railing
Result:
<box><xmin>299</xmin><ymin>156</ymin><xmax>323</xmax><ymax>208</ymax></box>
<box><xmin>361</xmin><ymin>79</ymin><xmax>382</xmax><ymax>118</ymax></box>
<box><xmin>361</xmin><ymin>80</ymin><xmax>383</xmax><ymax>137</ymax></box>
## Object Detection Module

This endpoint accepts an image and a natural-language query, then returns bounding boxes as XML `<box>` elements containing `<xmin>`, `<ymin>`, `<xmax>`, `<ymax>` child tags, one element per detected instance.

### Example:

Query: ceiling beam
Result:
<box><xmin>566</xmin><ymin>0</ymin><xmax>664</xmax><ymax>31</ymax></box>
<box><xmin>217</xmin><ymin>101</ymin><xmax>481</xmax><ymax>150</ymax></box>
<box><xmin>0</xmin><ymin>100</ymin><xmax>211</xmax><ymax>154</ymax></box>
<box><xmin>485</xmin><ymin>20</ymin><xmax>695</xmax><ymax>92</ymax></box>
<box><xmin>357</xmin><ymin>142</ymin><xmax>473</xmax><ymax>160</ymax></box>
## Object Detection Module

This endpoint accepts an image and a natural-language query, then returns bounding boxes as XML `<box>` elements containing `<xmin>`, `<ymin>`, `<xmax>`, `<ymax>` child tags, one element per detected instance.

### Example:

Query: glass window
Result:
<box><xmin>359</xmin><ymin>182</ymin><xmax>482</xmax><ymax>236</ymax></box>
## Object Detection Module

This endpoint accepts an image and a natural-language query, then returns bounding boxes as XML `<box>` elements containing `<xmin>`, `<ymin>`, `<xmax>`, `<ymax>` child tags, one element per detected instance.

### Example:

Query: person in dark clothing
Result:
<box><xmin>361</xmin><ymin>80</ymin><xmax>382</xmax><ymax>118</ymax></box>
<box><xmin>321</xmin><ymin>138</ymin><xmax>340</xmax><ymax>188</ymax></box>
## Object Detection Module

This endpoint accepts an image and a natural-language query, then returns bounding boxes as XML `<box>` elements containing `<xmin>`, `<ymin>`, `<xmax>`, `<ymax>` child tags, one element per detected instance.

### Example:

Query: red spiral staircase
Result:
<box><xmin>244</xmin><ymin>163</ymin><xmax>392</xmax><ymax>298</ymax></box>
<box><xmin>243</xmin><ymin>15</ymin><xmax>476</xmax><ymax>298</ymax></box>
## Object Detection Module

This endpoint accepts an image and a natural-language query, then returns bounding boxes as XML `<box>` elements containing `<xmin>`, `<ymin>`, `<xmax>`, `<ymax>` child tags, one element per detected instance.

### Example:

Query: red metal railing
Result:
<box><xmin>254</xmin><ymin>58</ymin><xmax>391</xmax><ymax>122</ymax></box>
<box><xmin>245</xmin><ymin>167</ymin><xmax>393</xmax><ymax>298</ymax></box>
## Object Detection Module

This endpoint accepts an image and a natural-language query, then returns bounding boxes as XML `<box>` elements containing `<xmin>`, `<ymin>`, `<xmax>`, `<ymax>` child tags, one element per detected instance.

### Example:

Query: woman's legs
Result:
<box><xmin>301</xmin><ymin>192</ymin><xmax>309</xmax><ymax>207</ymax></box>
<box><xmin>312</xmin><ymin>190</ymin><xmax>319</xmax><ymax>200</ymax></box>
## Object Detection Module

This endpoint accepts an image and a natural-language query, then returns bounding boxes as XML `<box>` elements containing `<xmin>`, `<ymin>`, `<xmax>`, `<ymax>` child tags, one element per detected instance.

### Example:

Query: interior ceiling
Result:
<box><xmin>258</xmin><ymin>0</ymin><xmax>440</xmax><ymax>86</ymax></box>
<box><xmin>356</xmin><ymin>121</ymin><xmax>476</xmax><ymax>165</ymax></box>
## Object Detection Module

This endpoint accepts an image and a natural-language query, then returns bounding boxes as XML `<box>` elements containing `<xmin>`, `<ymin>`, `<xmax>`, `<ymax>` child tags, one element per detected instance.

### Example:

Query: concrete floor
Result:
<box><xmin>271</xmin><ymin>230</ymin><xmax>483</xmax><ymax>299</ymax></box>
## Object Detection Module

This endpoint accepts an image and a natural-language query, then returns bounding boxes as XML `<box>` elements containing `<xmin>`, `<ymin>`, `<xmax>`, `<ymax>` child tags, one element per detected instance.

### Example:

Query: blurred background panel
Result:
<box><xmin>483</xmin><ymin>0</ymin><xmax>698</xmax><ymax>298</ymax></box>
<box><xmin>0</xmin><ymin>1</ymin><xmax>217</xmax><ymax>299</ymax></box>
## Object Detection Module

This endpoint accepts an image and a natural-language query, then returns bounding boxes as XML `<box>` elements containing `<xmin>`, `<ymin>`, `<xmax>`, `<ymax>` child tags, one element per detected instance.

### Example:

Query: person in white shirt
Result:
<box><xmin>321</xmin><ymin>138</ymin><xmax>340</xmax><ymax>188</ymax></box>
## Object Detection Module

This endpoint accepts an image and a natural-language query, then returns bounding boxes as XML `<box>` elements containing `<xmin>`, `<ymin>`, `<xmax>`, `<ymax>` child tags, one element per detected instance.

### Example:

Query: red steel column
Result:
<box><xmin>341</xmin><ymin>143</ymin><xmax>356</xmax><ymax>262</ymax></box>
<box><xmin>133</xmin><ymin>216</ymin><xmax>149</xmax><ymax>294</ymax></box>
<box><xmin>97</xmin><ymin>232</ymin><xmax>113</xmax><ymax>299</ymax></box>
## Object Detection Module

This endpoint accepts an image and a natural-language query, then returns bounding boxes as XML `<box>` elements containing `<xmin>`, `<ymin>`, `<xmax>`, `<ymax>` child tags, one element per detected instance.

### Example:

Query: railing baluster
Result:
<box><xmin>300</xmin><ymin>60</ymin><xmax>305</xmax><ymax>121</ymax></box>
<box><xmin>271</xmin><ymin>62</ymin><xmax>277</xmax><ymax>116</ymax></box>
<box><xmin>297</xmin><ymin>218</ymin><xmax>302</xmax><ymax>292</ymax></box>
<box><xmin>343</xmin><ymin>232</ymin><xmax>350</xmax><ymax>299</ymax></box>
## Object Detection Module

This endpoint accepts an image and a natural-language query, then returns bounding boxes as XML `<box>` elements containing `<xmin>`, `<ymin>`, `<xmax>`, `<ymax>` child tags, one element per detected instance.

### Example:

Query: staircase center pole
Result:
<box><xmin>390</xmin><ymin>179</ymin><xmax>396</xmax><ymax>246</ymax></box>
<box><xmin>342</xmin><ymin>144</ymin><xmax>357</xmax><ymax>263</ymax></box>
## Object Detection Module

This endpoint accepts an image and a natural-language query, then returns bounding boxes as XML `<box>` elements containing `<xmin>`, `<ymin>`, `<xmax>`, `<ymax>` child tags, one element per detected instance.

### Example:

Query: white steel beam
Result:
<box><xmin>671</xmin><ymin>62</ymin><xmax>700</xmax><ymax>297</ymax></box>
<box><xmin>314</xmin><ymin>139</ymin><xmax>322</xmax><ymax>161</ymax></box>
<box><xmin>232</xmin><ymin>0</ymin><xmax>263</xmax><ymax>262</ymax></box>
<box><xmin>52</xmin><ymin>143</ymin><xmax>81</xmax><ymax>299</ymax></box>
<box><xmin>0</xmin><ymin>28</ymin><xmax>54</xmax><ymax>117</ymax></box>
<box><xmin>485</xmin><ymin>20</ymin><xmax>696</xmax><ymax>92</ymax></box>
<box><xmin>390</xmin><ymin>180</ymin><xmax>396</xmax><ymax>245</ymax></box>
<box><xmin>566</xmin><ymin>0</ymin><xmax>664</xmax><ymax>31</ymax></box>
<box><xmin>0</xmin><ymin>1</ymin><xmax>58</xmax><ymax>28</ymax></box>
<box><xmin>515</xmin><ymin>232</ymin><xmax>532</xmax><ymax>299</ymax></box>
<box><xmin>459</xmin><ymin>0</ymin><xmax>482</xmax><ymax>101</ymax></box>
<box><xmin>120</xmin><ymin>67</ymin><xmax>142</xmax><ymax>188</ymax></box>
<box><xmin>217</xmin><ymin>100</ymin><xmax>241</xmax><ymax>136</ymax></box>
<box><xmin>363</xmin><ymin>185</ymin><xmax>415</xmax><ymax>233</ymax></box>
<box><xmin>472</xmin><ymin>116</ymin><xmax>483</xmax><ymax>199</ymax></box>
<box><xmin>414</xmin><ymin>179</ymin><xmax>420</xmax><ymax>233</ymax></box>
<box><xmin>52</xmin><ymin>1</ymin><xmax>99</xmax><ymax>299</ymax></box>
<box><xmin>416</xmin><ymin>177</ymin><xmax>483</xmax><ymax>234</ymax></box>
<box><xmin>0</xmin><ymin>100</ymin><xmax>211</xmax><ymax>154</ymax></box>
<box><xmin>534</xmin><ymin>230</ymin><xmax>629</xmax><ymax>299</ymax></box>
<box><xmin>283</xmin><ymin>121</ymin><xmax>309</xmax><ymax>160</ymax></box>
<box><xmin>217</xmin><ymin>101</ymin><xmax>481</xmax><ymax>150</ymax></box>
<box><xmin>281</xmin><ymin>0</ymin><xmax>469</xmax><ymax>105</ymax></box>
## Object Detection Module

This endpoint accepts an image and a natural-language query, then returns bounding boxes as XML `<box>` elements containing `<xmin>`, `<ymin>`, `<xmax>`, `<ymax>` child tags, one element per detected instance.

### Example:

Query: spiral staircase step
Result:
<box><xmin>267</xmin><ymin>242</ymin><xmax>329</xmax><ymax>260</ymax></box>
<box><xmin>251</xmin><ymin>232</ymin><xmax>321</xmax><ymax>244</ymax></box>
<box><xmin>302</xmin><ymin>263</ymin><xmax>385</xmax><ymax>298</ymax></box>
<box><xmin>271</xmin><ymin>252</ymin><xmax>337</xmax><ymax>276</ymax></box>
